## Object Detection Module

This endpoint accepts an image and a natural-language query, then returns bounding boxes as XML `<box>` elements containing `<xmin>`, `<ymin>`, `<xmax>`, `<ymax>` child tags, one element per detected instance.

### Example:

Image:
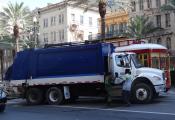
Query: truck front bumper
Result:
<box><xmin>154</xmin><ymin>84</ymin><xmax>166</xmax><ymax>93</ymax></box>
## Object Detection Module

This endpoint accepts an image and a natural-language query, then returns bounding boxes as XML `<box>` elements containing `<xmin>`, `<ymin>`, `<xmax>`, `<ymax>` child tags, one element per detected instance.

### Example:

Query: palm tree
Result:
<box><xmin>0</xmin><ymin>2</ymin><xmax>32</xmax><ymax>52</ymax></box>
<box><xmin>66</xmin><ymin>0</ymin><xmax>131</xmax><ymax>41</ymax></box>
<box><xmin>126</xmin><ymin>16</ymin><xmax>160</xmax><ymax>40</ymax></box>
<box><xmin>161</xmin><ymin>0</ymin><xmax>175</xmax><ymax>11</ymax></box>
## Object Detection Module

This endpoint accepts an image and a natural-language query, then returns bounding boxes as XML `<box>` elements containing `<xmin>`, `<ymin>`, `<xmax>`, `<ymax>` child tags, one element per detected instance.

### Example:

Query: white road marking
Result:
<box><xmin>53</xmin><ymin>105</ymin><xmax>175</xmax><ymax>116</ymax></box>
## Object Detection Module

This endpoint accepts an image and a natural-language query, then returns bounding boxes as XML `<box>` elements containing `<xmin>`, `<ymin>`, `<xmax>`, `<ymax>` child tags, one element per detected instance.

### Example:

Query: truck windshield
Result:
<box><xmin>131</xmin><ymin>54</ymin><xmax>143</xmax><ymax>68</ymax></box>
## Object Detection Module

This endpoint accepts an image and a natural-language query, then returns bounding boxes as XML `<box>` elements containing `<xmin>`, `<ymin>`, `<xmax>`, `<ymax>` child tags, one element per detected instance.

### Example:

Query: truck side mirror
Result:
<box><xmin>115</xmin><ymin>72</ymin><xmax>118</xmax><ymax>78</ymax></box>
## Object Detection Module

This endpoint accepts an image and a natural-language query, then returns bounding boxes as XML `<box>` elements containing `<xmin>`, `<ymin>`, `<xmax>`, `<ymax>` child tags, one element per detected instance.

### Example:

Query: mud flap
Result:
<box><xmin>63</xmin><ymin>86</ymin><xmax>70</xmax><ymax>99</ymax></box>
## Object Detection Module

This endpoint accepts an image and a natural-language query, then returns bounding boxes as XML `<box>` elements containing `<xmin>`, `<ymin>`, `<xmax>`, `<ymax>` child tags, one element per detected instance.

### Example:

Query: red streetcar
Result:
<box><xmin>113</xmin><ymin>39</ymin><xmax>171</xmax><ymax>90</ymax></box>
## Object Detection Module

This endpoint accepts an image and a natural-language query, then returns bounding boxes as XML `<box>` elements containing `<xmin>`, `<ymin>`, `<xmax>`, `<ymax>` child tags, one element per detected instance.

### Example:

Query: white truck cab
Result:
<box><xmin>110</xmin><ymin>52</ymin><xmax>166</xmax><ymax>103</ymax></box>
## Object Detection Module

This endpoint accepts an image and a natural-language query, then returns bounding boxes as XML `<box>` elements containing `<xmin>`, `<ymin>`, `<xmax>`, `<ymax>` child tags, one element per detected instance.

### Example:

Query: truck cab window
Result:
<box><xmin>115</xmin><ymin>55</ymin><xmax>130</xmax><ymax>68</ymax></box>
<box><xmin>131</xmin><ymin>54</ymin><xmax>143</xmax><ymax>68</ymax></box>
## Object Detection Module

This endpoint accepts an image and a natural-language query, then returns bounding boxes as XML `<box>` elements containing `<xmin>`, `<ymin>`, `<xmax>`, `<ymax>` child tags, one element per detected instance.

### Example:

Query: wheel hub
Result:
<box><xmin>136</xmin><ymin>88</ymin><xmax>148</xmax><ymax>101</ymax></box>
<box><xmin>49</xmin><ymin>91</ymin><xmax>59</xmax><ymax>102</ymax></box>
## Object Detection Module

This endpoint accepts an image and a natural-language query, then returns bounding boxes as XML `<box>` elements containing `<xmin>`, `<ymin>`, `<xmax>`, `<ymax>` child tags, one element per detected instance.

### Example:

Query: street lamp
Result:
<box><xmin>33</xmin><ymin>16</ymin><xmax>37</xmax><ymax>48</ymax></box>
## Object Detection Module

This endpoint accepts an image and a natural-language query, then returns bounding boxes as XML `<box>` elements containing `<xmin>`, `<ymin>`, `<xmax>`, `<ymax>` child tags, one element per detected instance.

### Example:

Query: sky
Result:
<box><xmin>0</xmin><ymin>0</ymin><xmax>63</xmax><ymax>11</ymax></box>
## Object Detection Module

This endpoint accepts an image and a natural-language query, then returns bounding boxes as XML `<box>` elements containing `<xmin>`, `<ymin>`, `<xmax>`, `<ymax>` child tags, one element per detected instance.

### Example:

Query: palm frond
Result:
<box><xmin>161</xmin><ymin>0</ymin><xmax>175</xmax><ymax>11</ymax></box>
<box><xmin>126</xmin><ymin>16</ymin><xmax>158</xmax><ymax>40</ymax></box>
<box><xmin>1</xmin><ymin>2</ymin><xmax>32</xmax><ymax>49</ymax></box>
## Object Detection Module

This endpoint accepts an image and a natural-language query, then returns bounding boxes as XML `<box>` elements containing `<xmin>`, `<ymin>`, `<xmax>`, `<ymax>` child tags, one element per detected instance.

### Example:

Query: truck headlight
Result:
<box><xmin>153</xmin><ymin>76</ymin><xmax>162</xmax><ymax>81</ymax></box>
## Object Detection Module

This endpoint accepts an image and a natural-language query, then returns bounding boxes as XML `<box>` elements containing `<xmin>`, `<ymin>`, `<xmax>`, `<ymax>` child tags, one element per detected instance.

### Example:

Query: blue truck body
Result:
<box><xmin>5</xmin><ymin>43</ymin><xmax>113</xmax><ymax>81</ymax></box>
<box><xmin>4</xmin><ymin>42</ymin><xmax>115</xmax><ymax>105</ymax></box>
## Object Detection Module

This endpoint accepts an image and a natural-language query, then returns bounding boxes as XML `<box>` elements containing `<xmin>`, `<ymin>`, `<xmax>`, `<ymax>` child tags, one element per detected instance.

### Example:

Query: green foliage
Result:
<box><xmin>0</xmin><ymin>35</ymin><xmax>35</xmax><ymax>49</ymax></box>
<box><xmin>125</xmin><ymin>16</ymin><xmax>160</xmax><ymax>40</ymax></box>
<box><xmin>67</xmin><ymin>0</ymin><xmax>130</xmax><ymax>12</ymax></box>
<box><xmin>0</xmin><ymin>2</ymin><xmax>33</xmax><ymax>49</ymax></box>
<box><xmin>161</xmin><ymin>0</ymin><xmax>175</xmax><ymax>11</ymax></box>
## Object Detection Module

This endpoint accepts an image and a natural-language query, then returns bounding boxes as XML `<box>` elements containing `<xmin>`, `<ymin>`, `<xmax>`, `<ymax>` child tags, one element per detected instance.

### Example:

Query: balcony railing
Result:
<box><xmin>88</xmin><ymin>31</ymin><xmax>126</xmax><ymax>41</ymax></box>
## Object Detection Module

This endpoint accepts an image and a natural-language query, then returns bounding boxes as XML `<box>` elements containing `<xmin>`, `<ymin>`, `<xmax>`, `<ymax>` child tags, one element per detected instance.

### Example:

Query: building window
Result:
<box><xmin>139</xmin><ymin>0</ymin><xmax>144</xmax><ymax>10</ymax></box>
<box><xmin>114</xmin><ymin>24</ymin><xmax>119</xmax><ymax>34</ymax></box>
<box><xmin>51</xmin><ymin>32</ymin><xmax>53</xmax><ymax>41</ymax></box>
<box><xmin>109</xmin><ymin>24</ymin><xmax>114</xmax><ymax>34</ymax></box>
<box><xmin>61</xmin><ymin>14</ymin><xmax>64</xmax><ymax>24</ymax></box>
<box><xmin>59</xmin><ymin>30</ymin><xmax>62</xmax><ymax>41</ymax></box>
<box><xmin>119</xmin><ymin>23</ymin><xmax>124</xmax><ymax>34</ymax></box>
<box><xmin>165</xmin><ymin>13</ymin><xmax>171</xmax><ymax>27</ymax></box>
<box><xmin>59</xmin><ymin>14</ymin><xmax>62</xmax><ymax>24</ymax></box>
<box><xmin>43</xmin><ymin>33</ymin><xmax>48</xmax><ymax>43</ymax></box>
<box><xmin>88</xmin><ymin>32</ymin><xmax>92</xmax><ymax>40</ymax></box>
<box><xmin>50</xmin><ymin>31</ymin><xmax>57</xmax><ymax>41</ymax></box>
<box><xmin>51</xmin><ymin>16</ymin><xmax>56</xmax><ymax>26</ymax></box>
<box><xmin>131</xmin><ymin>1</ymin><xmax>136</xmax><ymax>12</ymax></box>
<box><xmin>156</xmin><ymin>0</ymin><xmax>161</xmax><ymax>8</ymax></box>
<box><xmin>58</xmin><ymin>30</ymin><xmax>64</xmax><ymax>42</ymax></box>
<box><xmin>165</xmin><ymin>0</ymin><xmax>169</xmax><ymax>4</ymax></box>
<box><xmin>54</xmin><ymin>31</ymin><xmax>56</xmax><ymax>41</ymax></box>
<box><xmin>62</xmin><ymin>29</ymin><xmax>64</xmax><ymax>40</ymax></box>
<box><xmin>166</xmin><ymin>37</ymin><xmax>171</xmax><ymax>49</ymax></box>
<box><xmin>123</xmin><ymin>23</ymin><xmax>127</xmax><ymax>33</ymax></box>
<box><xmin>89</xmin><ymin>17</ymin><xmax>92</xmax><ymax>26</ymax></box>
<box><xmin>80</xmin><ymin>15</ymin><xmax>84</xmax><ymax>25</ymax></box>
<box><xmin>71</xmin><ymin>13</ymin><xmax>75</xmax><ymax>21</ymax></box>
<box><xmin>51</xmin><ymin>17</ymin><xmax>53</xmax><ymax>26</ymax></box>
<box><xmin>156</xmin><ymin>15</ymin><xmax>161</xmax><ymax>28</ymax></box>
<box><xmin>106</xmin><ymin>26</ymin><xmax>109</xmax><ymax>33</ymax></box>
<box><xmin>147</xmin><ymin>0</ymin><xmax>152</xmax><ymax>9</ymax></box>
<box><xmin>43</xmin><ymin>18</ymin><xmax>48</xmax><ymax>28</ymax></box>
<box><xmin>157</xmin><ymin>38</ymin><xmax>161</xmax><ymax>44</ymax></box>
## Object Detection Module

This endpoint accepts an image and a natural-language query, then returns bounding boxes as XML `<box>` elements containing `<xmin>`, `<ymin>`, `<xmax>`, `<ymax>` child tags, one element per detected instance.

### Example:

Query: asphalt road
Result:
<box><xmin>1</xmin><ymin>91</ymin><xmax>175</xmax><ymax>120</ymax></box>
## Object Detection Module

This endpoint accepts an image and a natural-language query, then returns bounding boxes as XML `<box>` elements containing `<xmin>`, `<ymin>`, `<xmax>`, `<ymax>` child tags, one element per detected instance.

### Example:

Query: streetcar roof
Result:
<box><xmin>115</xmin><ymin>43</ymin><xmax>167</xmax><ymax>52</ymax></box>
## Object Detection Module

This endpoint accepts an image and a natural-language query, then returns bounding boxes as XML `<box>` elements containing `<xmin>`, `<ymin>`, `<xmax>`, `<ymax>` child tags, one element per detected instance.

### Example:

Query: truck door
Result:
<box><xmin>113</xmin><ymin>55</ymin><xmax>130</xmax><ymax>84</ymax></box>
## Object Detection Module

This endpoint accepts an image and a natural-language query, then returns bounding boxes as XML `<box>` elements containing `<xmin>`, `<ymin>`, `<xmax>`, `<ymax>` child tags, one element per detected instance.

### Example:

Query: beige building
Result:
<box><xmin>98</xmin><ymin>11</ymin><xmax>129</xmax><ymax>38</ymax></box>
<box><xmin>130</xmin><ymin>0</ymin><xmax>175</xmax><ymax>55</ymax></box>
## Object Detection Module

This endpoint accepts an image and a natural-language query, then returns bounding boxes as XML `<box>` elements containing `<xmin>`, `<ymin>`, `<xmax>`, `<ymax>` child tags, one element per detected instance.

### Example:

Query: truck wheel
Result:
<box><xmin>0</xmin><ymin>104</ymin><xmax>6</xmax><ymax>112</ymax></box>
<box><xmin>46</xmin><ymin>87</ymin><xmax>64</xmax><ymax>105</ymax></box>
<box><xmin>26</xmin><ymin>88</ymin><xmax>44</xmax><ymax>105</ymax></box>
<box><xmin>132</xmin><ymin>83</ymin><xmax>153</xmax><ymax>104</ymax></box>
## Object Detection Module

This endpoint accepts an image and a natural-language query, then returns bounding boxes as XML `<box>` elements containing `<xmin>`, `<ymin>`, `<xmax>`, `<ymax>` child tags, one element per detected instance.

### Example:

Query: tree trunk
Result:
<box><xmin>15</xmin><ymin>37</ymin><xmax>19</xmax><ymax>52</ymax></box>
<box><xmin>0</xmin><ymin>50</ymin><xmax>4</xmax><ymax>81</ymax></box>
<box><xmin>99</xmin><ymin>1</ymin><xmax>106</xmax><ymax>42</ymax></box>
<box><xmin>13</xmin><ymin>24</ymin><xmax>19</xmax><ymax>52</ymax></box>
<box><xmin>101</xmin><ymin>16</ymin><xmax>106</xmax><ymax>42</ymax></box>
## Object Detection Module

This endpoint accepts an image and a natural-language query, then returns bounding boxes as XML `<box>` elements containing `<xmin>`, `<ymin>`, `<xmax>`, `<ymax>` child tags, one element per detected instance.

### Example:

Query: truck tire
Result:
<box><xmin>132</xmin><ymin>83</ymin><xmax>153</xmax><ymax>104</ymax></box>
<box><xmin>0</xmin><ymin>104</ymin><xmax>6</xmax><ymax>112</ymax></box>
<box><xmin>46</xmin><ymin>87</ymin><xmax>64</xmax><ymax>105</ymax></box>
<box><xmin>26</xmin><ymin>88</ymin><xmax>44</xmax><ymax>105</ymax></box>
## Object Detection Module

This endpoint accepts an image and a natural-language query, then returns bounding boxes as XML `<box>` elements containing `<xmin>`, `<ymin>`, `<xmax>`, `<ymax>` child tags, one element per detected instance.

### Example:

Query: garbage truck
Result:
<box><xmin>4</xmin><ymin>41</ymin><xmax>166</xmax><ymax>105</ymax></box>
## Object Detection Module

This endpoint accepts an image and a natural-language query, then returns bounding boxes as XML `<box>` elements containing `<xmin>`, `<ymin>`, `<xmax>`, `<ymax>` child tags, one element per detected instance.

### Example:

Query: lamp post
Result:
<box><xmin>33</xmin><ymin>16</ymin><xmax>37</xmax><ymax>48</ymax></box>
